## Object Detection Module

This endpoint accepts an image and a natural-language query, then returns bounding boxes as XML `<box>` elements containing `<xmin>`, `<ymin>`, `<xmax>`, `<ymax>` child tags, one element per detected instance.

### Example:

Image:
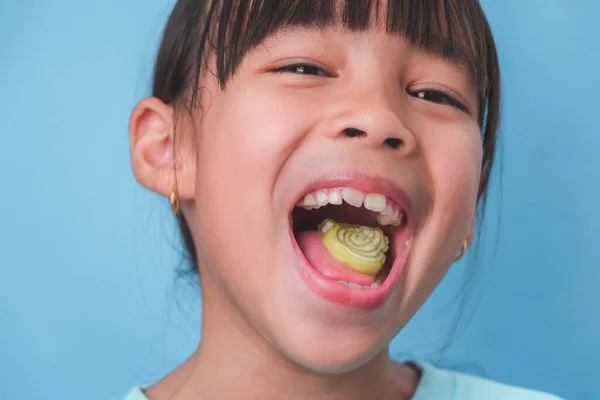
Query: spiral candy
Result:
<box><xmin>319</xmin><ymin>219</ymin><xmax>390</xmax><ymax>275</ymax></box>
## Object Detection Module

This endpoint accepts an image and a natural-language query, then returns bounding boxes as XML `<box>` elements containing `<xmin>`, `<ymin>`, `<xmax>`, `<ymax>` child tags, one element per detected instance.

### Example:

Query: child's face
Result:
<box><xmin>186</xmin><ymin>26</ymin><xmax>480</xmax><ymax>371</ymax></box>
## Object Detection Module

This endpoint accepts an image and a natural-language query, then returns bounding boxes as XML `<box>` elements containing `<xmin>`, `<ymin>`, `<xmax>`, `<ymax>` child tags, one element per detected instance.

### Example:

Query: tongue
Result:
<box><xmin>296</xmin><ymin>231</ymin><xmax>376</xmax><ymax>286</ymax></box>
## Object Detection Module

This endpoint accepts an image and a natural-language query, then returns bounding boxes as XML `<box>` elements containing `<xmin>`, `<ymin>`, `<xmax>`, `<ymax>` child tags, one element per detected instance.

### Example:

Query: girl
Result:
<box><xmin>126</xmin><ymin>0</ymin><xmax>563</xmax><ymax>398</ymax></box>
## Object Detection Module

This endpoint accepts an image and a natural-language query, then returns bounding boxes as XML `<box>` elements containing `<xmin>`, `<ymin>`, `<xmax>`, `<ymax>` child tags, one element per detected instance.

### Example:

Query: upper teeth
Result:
<box><xmin>298</xmin><ymin>187</ymin><xmax>405</xmax><ymax>227</ymax></box>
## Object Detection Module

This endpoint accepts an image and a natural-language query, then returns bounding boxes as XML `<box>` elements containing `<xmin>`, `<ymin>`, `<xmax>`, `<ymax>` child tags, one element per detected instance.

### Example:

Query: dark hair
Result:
<box><xmin>152</xmin><ymin>0</ymin><xmax>501</xmax><ymax>273</ymax></box>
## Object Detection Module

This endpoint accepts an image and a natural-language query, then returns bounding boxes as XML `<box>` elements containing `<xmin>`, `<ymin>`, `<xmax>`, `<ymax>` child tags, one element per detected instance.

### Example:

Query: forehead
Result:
<box><xmin>213</xmin><ymin>0</ymin><xmax>486</xmax><ymax>85</ymax></box>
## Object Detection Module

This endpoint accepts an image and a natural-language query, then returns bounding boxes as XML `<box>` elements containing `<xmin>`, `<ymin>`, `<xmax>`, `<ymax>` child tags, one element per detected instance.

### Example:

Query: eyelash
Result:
<box><xmin>272</xmin><ymin>63</ymin><xmax>469</xmax><ymax>113</ymax></box>
<box><xmin>271</xmin><ymin>63</ymin><xmax>331</xmax><ymax>77</ymax></box>
<box><xmin>409</xmin><ymin>90</ymin><xmax>469</xmax><ymax>113</ymax></box>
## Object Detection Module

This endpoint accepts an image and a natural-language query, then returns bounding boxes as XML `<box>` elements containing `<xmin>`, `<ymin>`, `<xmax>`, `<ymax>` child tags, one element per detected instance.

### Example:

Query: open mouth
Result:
<box><xmin>289</xmin><ymin>185</ymin><xmax>413</xmax><ymax>307</ymax></box>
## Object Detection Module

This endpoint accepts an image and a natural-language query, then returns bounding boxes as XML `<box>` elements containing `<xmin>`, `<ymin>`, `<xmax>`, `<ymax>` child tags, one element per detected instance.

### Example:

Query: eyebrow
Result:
<box><xmin>261</xmin><ymin>24</ymin><xmax>476</xmax><ymax>77</ymax></box>
<box><xmin>414</xmin><ymin>35</ymin><xmax>475</xmax><ymax>73</ymax></box>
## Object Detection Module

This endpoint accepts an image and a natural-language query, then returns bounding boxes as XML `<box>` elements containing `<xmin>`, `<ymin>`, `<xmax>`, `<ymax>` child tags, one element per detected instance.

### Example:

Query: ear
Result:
<box><xmin>465</xmin><ymin>209</ymin><xmax>477</xmax><ymax>246</ymax></box>
<box><xmin>129</xmin><ymin>97</ymin><xmax>195</xmax><ymax>203</ymax></box>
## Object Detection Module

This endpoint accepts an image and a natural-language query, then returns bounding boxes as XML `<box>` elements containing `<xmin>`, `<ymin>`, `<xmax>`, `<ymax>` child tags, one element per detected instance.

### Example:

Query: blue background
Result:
<box><xmin>1</xmin><ymin>1</ymin><xmax>598</xmax><ymax>399</ymax></box>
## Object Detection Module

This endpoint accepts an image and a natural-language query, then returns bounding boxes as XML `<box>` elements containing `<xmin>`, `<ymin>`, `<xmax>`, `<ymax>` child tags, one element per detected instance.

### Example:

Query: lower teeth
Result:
<box><xmin>336</xmin><ymin>280</ymin><xmax>380</xmax><ymax>290</ymax></box>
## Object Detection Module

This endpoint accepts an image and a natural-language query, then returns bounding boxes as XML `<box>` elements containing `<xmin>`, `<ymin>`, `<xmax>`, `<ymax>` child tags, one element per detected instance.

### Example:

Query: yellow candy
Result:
<box><xmin>319</xmin><ymin>219</ymin><xmax>390</xmax><ymax>276</ymax></box>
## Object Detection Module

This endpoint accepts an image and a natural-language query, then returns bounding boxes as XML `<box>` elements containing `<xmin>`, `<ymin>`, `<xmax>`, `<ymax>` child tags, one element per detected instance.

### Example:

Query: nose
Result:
<box><xmin>333</xmin><ymin>100</ymin><xmax>417</xmax><ymax>156</ymax></box>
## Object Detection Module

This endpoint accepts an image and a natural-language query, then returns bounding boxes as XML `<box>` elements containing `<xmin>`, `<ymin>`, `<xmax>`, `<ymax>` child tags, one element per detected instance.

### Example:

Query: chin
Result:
<box><xmin>278</xmin><ymin>331</ymin><xmax>389</xmax><ymax>374</ymax></box>
<box><xmin>263</xmin><ymin>292</ymin><xmax>396</xmax><ymax>374</ymax></box>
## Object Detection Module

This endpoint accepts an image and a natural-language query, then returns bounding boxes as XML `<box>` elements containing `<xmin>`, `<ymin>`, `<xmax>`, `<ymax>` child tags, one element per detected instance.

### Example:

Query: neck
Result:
<box><xmin>146</xmin><ymin>286</ymin><xmax>420</xmax><ymax>400</ymax></box>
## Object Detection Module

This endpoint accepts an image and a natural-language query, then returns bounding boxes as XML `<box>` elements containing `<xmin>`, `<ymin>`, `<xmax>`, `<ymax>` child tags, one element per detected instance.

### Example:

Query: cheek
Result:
<box><xmin>195</xmin><ymin>84</ymin><xmax>321</xmax><ymax>209</ymax></box>
<box><xmin>399</xmin><ymin>123</ymin><xmax>482</xmax><ymax>304</ymax></box>
<box><xmin>425</xmin><ymin>123</ymin><xmax>482</xmax><ymax>232</ymax></box>
<box><xmin>190</xmin><ymin>86</ymin><xmax>313</xmax><ymax>277</ymax></box>
<box><xmin>200</xmin><ymin>86</ymin><xmax>312</xmax><ymax>182</ymax></box>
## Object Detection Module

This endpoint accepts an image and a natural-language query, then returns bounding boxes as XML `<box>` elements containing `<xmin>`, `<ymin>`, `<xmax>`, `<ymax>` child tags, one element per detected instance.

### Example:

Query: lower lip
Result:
<box><xmin>289</xmin><ymin>224</ymin><xmax>413</xmax><ymax>310</ymax></box>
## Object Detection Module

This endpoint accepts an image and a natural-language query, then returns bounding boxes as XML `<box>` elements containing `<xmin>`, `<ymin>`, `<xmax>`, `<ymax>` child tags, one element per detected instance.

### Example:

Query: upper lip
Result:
<box><xmin>290</xmin><ymin>171</ymin><xmax>414</xmax><ymax>223</ymax></box>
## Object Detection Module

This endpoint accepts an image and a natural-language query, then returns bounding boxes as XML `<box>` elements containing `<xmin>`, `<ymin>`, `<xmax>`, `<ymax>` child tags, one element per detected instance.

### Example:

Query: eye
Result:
<box><xmin>272</xmin><ymin>63</ymin><xmax>331</xmax><ymax>77</ymax></box>
<box><xmin>410</xmin><ymin>89</ymin><xmax>469</xmax><ymax>113</ymax></box>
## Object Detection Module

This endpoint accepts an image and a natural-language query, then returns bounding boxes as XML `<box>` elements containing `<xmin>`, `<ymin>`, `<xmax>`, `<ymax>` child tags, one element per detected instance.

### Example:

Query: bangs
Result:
<box><xmin>192</xmin><ymin>0</ymin><xmax>491</xmax><ymax>106</ymax></box>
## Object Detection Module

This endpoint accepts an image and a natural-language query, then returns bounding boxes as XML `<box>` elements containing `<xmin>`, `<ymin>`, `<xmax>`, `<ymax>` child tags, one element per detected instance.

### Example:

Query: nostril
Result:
<box><xmin>385</xmin><ymin>138</ymin><xmax>403</xmax><ymax>149</ymax></box>
<box><xmin>344</xmin><ymin>128</ymin><xmax>366</xmax><ymax>138</ymax></box>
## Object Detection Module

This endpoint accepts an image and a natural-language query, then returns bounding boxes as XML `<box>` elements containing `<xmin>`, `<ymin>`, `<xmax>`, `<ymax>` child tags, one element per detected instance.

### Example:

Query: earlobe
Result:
<box><xmin>129</xmin><ymin>97</ymin><xmax>195</xmax><ymax>201</ymax></box>
<box><xmin>455</xmin><ymin>213</ymin><xmax>476</xmax><ymax>262</ymax></box>
<box><xmin>465</xmin><ymin>211</ymin><xmax>477</xmax><ymax>246</ymax></box>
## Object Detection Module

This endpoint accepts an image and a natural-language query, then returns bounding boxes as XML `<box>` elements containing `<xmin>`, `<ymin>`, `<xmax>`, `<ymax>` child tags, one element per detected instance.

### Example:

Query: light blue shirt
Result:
<box><xmin>121</xmin><ymin>361</ymin><xmax>564</xmax><ymax>399</ymax></box>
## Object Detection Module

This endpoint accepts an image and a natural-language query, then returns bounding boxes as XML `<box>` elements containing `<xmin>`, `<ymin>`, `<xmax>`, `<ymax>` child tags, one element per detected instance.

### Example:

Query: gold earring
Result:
<box><xmin>455</xmin><ymin>240</ymin><xmax>468</xmax><ymax>262</ymax></box>
<box><xmin>170</xmin><ymin>185</ymin><xmax>181</xmax><ymax>215</ymax></box>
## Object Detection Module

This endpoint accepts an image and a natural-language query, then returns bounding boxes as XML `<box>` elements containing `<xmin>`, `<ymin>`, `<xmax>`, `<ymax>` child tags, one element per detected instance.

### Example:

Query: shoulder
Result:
<box><xmin>412</xmin><ymin>361</ymin><xmax>565</xmax><ymax>400</ymax></box>
<box><xmin>120</xmin><ymin>387</ymin><xmax>149</xmax><ymax>400</ymax></box>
